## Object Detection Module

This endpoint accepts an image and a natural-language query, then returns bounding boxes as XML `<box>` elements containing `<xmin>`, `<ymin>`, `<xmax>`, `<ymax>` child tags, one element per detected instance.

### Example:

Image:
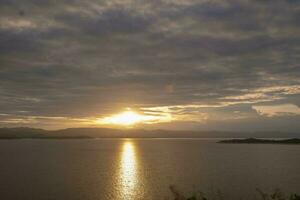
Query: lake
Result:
<box><xmin>0</xmin><ymin>138</ymin><xmax>299</xmax><ymax>200</ymax></box>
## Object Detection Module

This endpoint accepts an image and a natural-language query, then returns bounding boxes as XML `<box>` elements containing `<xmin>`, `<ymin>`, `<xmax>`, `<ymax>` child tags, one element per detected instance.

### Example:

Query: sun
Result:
<box><xmin>99</xmin><ymin>110</ymin><xmax>144</xmax><ymax>126</ymax></box>
<box><xmin>95</xmin><ymin>109</ymin><xmax>173</xmax><ymax>127</ymax></box>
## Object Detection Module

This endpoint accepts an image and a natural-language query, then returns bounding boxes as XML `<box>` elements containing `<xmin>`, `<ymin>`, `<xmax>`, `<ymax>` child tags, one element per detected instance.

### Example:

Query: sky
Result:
<box><xmin>0</xmin><ymin>0</ymin><xmax>300</xmax><ymax>131</ymax></box>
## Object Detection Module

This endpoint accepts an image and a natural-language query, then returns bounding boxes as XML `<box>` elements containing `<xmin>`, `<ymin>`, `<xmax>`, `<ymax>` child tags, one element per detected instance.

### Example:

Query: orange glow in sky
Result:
<box><xmin>95</xmin><ymin>109</ymin><xmax>172</xmax><ymax>126</ymax></box>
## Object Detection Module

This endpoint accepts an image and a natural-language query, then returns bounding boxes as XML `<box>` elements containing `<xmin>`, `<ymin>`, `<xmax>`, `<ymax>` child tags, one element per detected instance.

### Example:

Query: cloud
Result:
<box><xmin>0</xmin><ymin>0</ymin><xmax>299</xmax><ymax>130</ymax></box>
<box><xmin>253</xmin><ymin>104</ymin><xmax>300</xmax><ymax>117</ymax></box>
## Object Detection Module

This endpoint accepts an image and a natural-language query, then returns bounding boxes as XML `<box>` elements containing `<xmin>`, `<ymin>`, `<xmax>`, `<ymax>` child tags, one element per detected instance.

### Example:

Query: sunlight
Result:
<box><xmin>96</xmin><ymin>109</ymin><xmax>172</xmax><ymax>126</ymax></box>
<box><xmin>102</xmin><ymin>111</ymin><xmax>142</xmax><ymax>125</ymax></box>
<box><xmin>119</xmin><ymin>140</ymin><xmax>138</xmax><ymax>199</ymax></box>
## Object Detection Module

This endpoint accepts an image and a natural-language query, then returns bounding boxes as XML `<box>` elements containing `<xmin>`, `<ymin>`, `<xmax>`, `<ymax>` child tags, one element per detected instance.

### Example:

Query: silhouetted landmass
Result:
<box><xmin>0</xmin><ymin>127</ymin><xmax>299</xmax><ymax>139</ymax></box>
<box><xmin>218</xmin><ymin>138</ymin><xmax>300</xmax><ymax>144</ymax></box>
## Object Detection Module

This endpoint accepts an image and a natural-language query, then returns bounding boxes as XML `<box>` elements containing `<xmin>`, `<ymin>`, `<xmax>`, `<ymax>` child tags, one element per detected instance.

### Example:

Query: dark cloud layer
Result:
<box><xmin>0</xmin><ymin>0</ymin><xmax>299</xmax><ymax>130</ymax></box>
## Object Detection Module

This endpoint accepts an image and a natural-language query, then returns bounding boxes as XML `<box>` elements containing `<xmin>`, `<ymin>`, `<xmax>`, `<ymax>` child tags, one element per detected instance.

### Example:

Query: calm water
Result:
<box><xmin>0</xmin><ymin>139</ymin><xmax>299</xmax><ymax>200</ymax></box>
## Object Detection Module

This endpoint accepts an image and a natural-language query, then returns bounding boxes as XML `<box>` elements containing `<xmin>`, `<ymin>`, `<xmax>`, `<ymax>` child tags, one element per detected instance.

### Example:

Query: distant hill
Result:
<box><xmin>0</xmin><ymin>127</ymin><xmax>47</xmax><ymax>138</ymax></box>
<box><xmin>219</xmin><ymin>138</ymin><xmax>300</xmax><ymax>144</ymax></box>
<box><xmin>0</xmin><ymin>127</ymin><xmax>299</xmax><ymax>139</ymax></box>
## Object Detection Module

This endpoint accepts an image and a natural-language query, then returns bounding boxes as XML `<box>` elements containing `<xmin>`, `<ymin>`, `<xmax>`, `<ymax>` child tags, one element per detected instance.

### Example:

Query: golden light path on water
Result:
<box><xmin>118</xmin><ymin>140</ymin><xmax>138</xmax><ymax>200</ymax></box>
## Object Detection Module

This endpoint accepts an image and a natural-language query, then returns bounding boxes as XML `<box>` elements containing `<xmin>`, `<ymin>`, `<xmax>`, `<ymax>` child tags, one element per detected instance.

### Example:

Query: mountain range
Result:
<box><xmin>0</xmin><ymin>127</ymin><xmax>299</xmax><ymax>139</ymax></box>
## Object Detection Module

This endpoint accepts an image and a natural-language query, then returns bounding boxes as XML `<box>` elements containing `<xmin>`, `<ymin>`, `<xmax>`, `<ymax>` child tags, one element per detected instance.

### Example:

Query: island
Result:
<box><xmin>218</xmin><ymin>138</ymin><xmax>300</xmax><ymax>144</ymax></box>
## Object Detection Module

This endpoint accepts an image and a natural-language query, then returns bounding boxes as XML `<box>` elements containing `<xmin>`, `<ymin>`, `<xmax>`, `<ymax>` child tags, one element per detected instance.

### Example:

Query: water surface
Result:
<box><xmin>0</xmin><ymin>139</ymin><xmax>299</xmax><ymax>199</ymax></box>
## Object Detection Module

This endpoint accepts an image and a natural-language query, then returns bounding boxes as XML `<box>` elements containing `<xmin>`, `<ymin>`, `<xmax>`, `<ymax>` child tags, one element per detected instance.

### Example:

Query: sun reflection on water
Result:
<box><xmin>118</xmin><ymin>140</ymin><xmax>138</xmax><ymax>199</ymax></box>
